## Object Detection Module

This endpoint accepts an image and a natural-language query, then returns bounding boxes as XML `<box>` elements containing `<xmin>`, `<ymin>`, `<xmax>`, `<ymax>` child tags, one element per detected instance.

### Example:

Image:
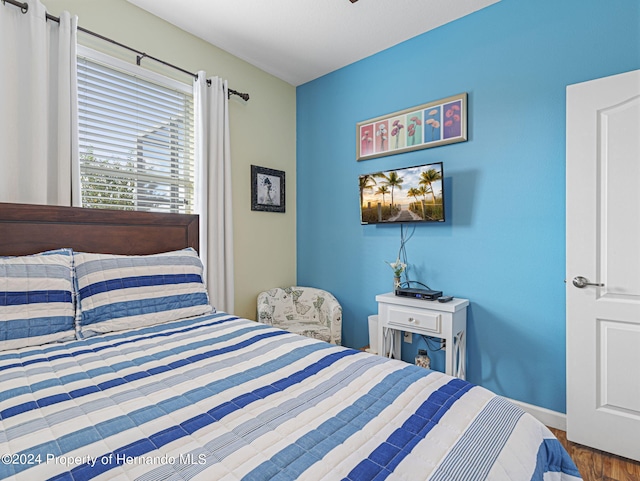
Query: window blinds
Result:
<box><xmin>77</xmin><ymin>55</ymin><xmax>195</xmax><ymax>214</ymax></box>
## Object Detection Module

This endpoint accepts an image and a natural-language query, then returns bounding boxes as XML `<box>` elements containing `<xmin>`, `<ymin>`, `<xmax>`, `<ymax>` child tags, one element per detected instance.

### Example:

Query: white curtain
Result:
<box><xmin>0</xmin><ymin>1</ymin><xmax>79</xmax><ymax>206</ymax></box>
<box><xmin>194</xmin><ymin>74</ymin><xmax>235</xmax><ymax>312</ymax></box>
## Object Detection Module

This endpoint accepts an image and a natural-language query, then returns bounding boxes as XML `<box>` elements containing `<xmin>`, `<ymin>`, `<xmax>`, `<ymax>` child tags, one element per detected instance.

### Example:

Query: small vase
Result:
<box><xmin>394</xmin><ymin>276</ymin><xmax>401</xmax><ymax>289</ymax></box>
<box><xmin>415</xmin><ymin>349</ymin><xmax>430</xmax><ymax>369</ymax></box>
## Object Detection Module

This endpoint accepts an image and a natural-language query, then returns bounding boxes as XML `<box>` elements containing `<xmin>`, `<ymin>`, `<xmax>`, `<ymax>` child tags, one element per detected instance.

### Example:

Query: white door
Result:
<box><xmin>566</xmin><ymin>69</ymin><xmax>640</xmax><ymax>461</ymax></box>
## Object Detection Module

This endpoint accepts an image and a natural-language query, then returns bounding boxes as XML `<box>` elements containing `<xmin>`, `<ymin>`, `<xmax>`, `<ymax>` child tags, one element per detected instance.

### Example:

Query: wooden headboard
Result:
<box><xmin>0</xmin><ymin>203</ymin><xmax>198</xmax><ymax>256</ymax></box>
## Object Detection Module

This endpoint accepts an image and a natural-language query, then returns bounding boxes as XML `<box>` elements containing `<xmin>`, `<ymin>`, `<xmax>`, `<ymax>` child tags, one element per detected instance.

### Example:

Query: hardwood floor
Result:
<box><xmin>548</xmin><ymin>427</ymin><xmax>640</xmax><ymax>481</ymax></box>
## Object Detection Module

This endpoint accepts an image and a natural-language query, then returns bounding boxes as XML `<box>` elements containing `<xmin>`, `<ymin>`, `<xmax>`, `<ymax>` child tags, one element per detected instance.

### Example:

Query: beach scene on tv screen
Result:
<box><xmin>360</xmin><ymin>163</ymin><xmax>444</xmax><ymax>224</ymax></box>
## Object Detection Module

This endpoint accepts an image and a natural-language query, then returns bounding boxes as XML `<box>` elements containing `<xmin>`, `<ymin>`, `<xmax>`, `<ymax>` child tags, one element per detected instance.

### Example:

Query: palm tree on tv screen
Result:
<box><xmin>407</xmin><ymin>187</ymin><xmax>424</xmax><ymax>218</ymax></box>
<box><xmin>375</xmin><ymin>185</ymin><xmax>389</xmax><ymax>206</ymax></box>
<box><xmin>382</xmin><ymin>171</ymin><xmax>403</xmax><ymax>207</ymax></box>
<box><xmin>417</xmin><ymin>185</ymin><xmax>431</xmax><ymax>205</ymax></box>
<box><xmin>419</xmin><ymin>168</ymin><xmax>442</xmax><ymax>205</ymax></box>
<box><xmin>359</xmin><ymin>174</ymin><xmax>377</xmax><ymax>208</ymax></box>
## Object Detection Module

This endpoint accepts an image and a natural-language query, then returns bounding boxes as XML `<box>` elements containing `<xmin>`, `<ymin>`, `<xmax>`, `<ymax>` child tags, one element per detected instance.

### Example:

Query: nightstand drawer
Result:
<box><xmin>387</xmin><ymin>306</ymin><xmax>441</xmax><ymax>334</ymax></box>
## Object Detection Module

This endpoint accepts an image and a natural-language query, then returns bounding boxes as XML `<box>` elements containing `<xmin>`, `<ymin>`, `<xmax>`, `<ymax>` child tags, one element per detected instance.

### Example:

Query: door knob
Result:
<box><xmin>572</xmin><ymin>276</ymin><xmax>604</xmax><ymax>288</ymax></box>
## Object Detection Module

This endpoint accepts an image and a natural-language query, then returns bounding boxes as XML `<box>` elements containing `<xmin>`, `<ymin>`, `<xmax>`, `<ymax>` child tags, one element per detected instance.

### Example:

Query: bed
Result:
<box><xmin>0</xmin><ymin>202</ymin><xmax>582</xmax><ymax>481</ymax></box>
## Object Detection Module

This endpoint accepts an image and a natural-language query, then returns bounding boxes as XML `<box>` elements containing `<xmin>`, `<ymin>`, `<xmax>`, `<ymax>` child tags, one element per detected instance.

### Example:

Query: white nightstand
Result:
<box><xmin>376</xmin><ymin>292</ymin><xmax>469</xmax><ymax>379</ymax></box>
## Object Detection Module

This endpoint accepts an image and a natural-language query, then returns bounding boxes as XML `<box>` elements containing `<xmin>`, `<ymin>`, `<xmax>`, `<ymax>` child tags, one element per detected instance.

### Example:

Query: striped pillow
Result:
<box><xmin>74</xmin><ymin>248</ymin><xmax>213</xmax><ymax>337</ymax></box>
<box><xmin>0</xmin><ymin>249</ymin><xmax>76</xmax><ymax>351</ymax></box>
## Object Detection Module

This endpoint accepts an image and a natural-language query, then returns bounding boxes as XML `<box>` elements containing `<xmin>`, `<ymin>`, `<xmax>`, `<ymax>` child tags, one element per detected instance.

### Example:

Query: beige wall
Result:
<box><xmin>42</xmin><ymin>0</ymin><xmax>297</xmax><ymax>320</ymax></box>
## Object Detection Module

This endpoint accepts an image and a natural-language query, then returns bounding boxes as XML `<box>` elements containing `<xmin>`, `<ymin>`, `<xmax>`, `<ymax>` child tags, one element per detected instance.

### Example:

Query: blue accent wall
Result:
<box><xmin>296</xmin><ymin>0</ymin><xmax>639</xmax><ymax>413</ymax></box>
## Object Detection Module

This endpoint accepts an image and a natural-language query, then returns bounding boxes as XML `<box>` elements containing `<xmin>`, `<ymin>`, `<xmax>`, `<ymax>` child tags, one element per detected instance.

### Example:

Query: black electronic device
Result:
<box><xmin>360</xmin><ymin>161</ymin><xmax>445</xmax><ymax>225</ymax></box>
<box><xmin>395</xmin><ymin>287</ymin><xmax>443</xmax><ymax>301</ymax></box>
<box><xmin>438</xmin><ymin>296</ymin><xmax>454</xmax><ymax>303</ymax></box>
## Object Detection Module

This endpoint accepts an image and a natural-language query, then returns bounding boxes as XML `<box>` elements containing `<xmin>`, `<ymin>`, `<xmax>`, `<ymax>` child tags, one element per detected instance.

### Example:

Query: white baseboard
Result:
<box><xmin>507</xmin><ymin>398</ymin><xmax>566</xmax><ymax>431</ymax></box>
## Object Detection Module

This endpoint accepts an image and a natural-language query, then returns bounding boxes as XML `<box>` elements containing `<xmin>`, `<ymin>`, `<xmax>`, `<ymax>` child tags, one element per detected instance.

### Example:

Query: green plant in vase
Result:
<box><xmin>386</xmin><ymin>259</ymin><xmax>407</xmax><ymax>288</ymax></box>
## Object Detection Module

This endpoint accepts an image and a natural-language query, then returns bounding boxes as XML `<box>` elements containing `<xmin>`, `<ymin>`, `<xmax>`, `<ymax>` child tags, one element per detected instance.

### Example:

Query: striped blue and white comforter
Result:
<box><xmin>0</xmin><ymin>313</ymin><xmax>582</xmax><ymax>481</ymax></box>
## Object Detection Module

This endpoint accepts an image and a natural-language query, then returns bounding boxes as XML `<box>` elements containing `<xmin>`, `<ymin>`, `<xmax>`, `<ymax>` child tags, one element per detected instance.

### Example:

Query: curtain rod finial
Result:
<box><xmin>228</xmin><ymin>89</ymin><xmax>249</xmax><ymax>102</ymax></box>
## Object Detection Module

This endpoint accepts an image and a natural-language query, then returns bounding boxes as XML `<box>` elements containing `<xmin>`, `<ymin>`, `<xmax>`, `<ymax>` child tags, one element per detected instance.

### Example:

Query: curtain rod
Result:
<box><xmin>2</xmin><ymin>0</ymin><xmax>28</xmax><ymax>13</ymax></box>
<box><xmin>2</xmin><ymin>0</ymin><xmax>250</xmax><ymax>101</ymax></box>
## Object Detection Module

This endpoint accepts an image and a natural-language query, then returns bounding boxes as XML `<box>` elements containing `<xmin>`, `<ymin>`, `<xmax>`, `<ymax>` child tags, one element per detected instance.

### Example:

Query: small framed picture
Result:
<box><xmin>251</xmin><ymin>165</ymin><xmax>285</xmax><ymax>213</ymax></box>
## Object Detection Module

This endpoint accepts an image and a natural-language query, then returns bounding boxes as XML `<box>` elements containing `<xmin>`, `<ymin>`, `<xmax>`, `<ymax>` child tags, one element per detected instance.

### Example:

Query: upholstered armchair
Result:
<box><xmin>257</xmin><ymin>286</ymin><xmax>342</xmax><ymax>345</ymax></box>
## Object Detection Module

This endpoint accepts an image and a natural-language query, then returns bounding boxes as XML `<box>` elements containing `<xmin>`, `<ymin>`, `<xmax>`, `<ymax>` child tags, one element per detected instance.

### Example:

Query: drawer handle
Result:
<box><xmin>408</xmin><ymin>317</ymin><xmax>415</xmax><ymax>323</ymax></box>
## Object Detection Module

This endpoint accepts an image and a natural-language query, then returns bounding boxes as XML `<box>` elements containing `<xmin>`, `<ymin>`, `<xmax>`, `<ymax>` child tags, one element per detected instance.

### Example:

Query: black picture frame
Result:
<box><xmin>251</xmin><ymin>165</ymin><xmax>285</xmax><ymax>213</ymax></box>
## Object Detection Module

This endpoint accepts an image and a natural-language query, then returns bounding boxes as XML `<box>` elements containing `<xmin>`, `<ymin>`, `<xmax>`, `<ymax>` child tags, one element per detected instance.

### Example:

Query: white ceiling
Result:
<box><xmin>127</xmin><ymin>0</ymin><xmax>500</xmax><ymax>87</ymax></box>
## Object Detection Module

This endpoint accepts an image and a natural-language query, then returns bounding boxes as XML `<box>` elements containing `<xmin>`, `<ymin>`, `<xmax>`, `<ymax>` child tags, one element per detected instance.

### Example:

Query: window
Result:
<box><xmin>77</xmin><ymin>48</ymin><xmax>195</xmax><ymax>213</ymax></box>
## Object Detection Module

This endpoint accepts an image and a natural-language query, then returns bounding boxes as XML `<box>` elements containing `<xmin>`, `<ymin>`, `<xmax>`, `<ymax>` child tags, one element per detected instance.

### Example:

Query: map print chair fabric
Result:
<box><xmin>257</xmin><ymin>286</ymin><xmax>342</xmax><ymax>345</ymax></box>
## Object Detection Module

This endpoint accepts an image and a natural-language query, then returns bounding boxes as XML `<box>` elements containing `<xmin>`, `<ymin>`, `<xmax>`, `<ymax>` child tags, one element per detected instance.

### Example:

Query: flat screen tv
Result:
<box><xmin>359</xmin><ymin>161</ymin><xmax>444</xmax><ymax>224</ymax></box>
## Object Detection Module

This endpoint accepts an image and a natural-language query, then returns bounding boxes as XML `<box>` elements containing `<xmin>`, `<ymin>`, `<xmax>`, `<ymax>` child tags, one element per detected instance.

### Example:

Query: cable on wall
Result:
<box><xmin>395</xmin><ymin>224</ymin><xmax>435</xmax><ymax>291</ymax></box>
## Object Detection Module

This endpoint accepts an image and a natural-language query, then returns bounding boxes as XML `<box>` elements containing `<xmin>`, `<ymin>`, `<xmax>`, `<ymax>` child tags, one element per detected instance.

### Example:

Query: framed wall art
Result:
<box><xmin>356</xmin><ymin>93</ymin><xmax>467</xmax><ymax>161</ymax></box>
<box><xmin>251</xmin><ymin>165</ymin><xmax>285</xmax><ymax>213</ymax></box>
